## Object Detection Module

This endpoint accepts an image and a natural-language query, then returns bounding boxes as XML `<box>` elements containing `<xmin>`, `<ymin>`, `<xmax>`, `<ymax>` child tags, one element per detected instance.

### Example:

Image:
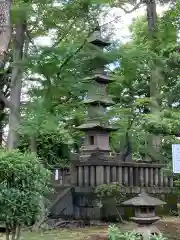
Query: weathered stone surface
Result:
<box><xmin>46</xmin><ymin>218</ymin><xmax>56</xmax><ymax>227</ymax></box>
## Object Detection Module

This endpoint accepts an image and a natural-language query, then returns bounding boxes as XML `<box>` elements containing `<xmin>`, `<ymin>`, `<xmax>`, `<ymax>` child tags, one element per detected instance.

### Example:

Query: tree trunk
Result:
<box><xmin>7</xmin><ymin>22</ymin><xmax>25</xmax><ymax>149</ymax></box>
<box><xmin>0</xmin><ymin>100</ymin><xmax>5</xmax><ymax>145</ymax></box>
<box><xmin>15</xmin><ymin>225</ymin><xmax>20</xmax><ymax>240</ymax></box>
<box><xmin>11</xmin><ymin>226</ymin><xmax>16</xmax><ymax>240</ymax></box>
<box><xmin>0</xmin><ymin>0</ymin><xmax>12</xmax><ymax>67</ymax></box>
<box><xmin>5</xmin><ymin>224</ymin><xmax>10</xmax><ymax>240</ymax></box>
<box><xmin>145</xmin><ymin>0</ymin><xmax>162</xmax><ymax>161</ymax></box>
<box><xmin>146</xmin><ymin>0</ymin><xmax>157</xmax><ymax>37</ymax></box>
<box><xmin>146</xmin><ymin>0</ymin><xmax>159</xmax><ymax>111</ymax></box>
<box><xmin>30</xmin><ymin>135</ymin><xmax>37</xmax><ymax>154</ymax></box>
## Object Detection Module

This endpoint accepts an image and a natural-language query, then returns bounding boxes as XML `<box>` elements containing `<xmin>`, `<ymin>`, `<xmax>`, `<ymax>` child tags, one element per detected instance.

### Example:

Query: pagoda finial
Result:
<box><xmin>88</xmin><ymin>21</ymin><xmax>110</xmax><ymax>47</ymax></box>
<box><xmin>94</xmin><ymin>25</ymin><xmax>100</xmax><ymax>31</ymax></box>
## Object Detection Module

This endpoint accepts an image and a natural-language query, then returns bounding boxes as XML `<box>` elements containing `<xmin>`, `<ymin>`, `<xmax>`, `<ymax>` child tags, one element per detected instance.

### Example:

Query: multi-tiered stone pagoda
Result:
<box><xmin>49</xmin><ymin>25</ymin><xmax>174</xmax><ymax>221</ymax></box>
<box><xmin>76</xmin><ymin>26</ymin><xmax>117</xmax><ymax>157</ymax></box>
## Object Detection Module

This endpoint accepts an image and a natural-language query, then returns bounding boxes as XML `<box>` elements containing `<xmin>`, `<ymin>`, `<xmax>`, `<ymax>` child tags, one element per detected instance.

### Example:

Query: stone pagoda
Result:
<box><xmin>48</xmin><ymin>25</ymin><xmax>174</xmax><ymax>221</ymax></box>
<box><xmin>76</xmin><ymin>26</ymin><xmax>117</xmax><ymax>157</ymax></box>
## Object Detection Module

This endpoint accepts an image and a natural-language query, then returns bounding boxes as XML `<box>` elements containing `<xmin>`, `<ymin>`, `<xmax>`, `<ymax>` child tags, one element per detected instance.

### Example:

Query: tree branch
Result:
<box><xmin>57</xmin><ymin>39</ymin><xmax>88</xmax><ymax>76</ymax></box>
<box><xmin>52</xmin><ymin>17</ymin><xmax>78</xmax><ymax>48</ymax></box>
<box><xmin>119</xmin><ymin>2</ymin><xmax>143</xmax><ymax>14</ymax></box>
<box><xmin>26</xmin><ymin>29</ymin><xmax>39</xmax><ymax>52</ymax></box>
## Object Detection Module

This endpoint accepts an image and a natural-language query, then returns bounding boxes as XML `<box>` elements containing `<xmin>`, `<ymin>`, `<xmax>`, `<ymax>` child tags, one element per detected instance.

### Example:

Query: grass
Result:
<box><xmin>23</xmin><ymin>230</ymin><xmax>87</xmax><ymax>240</ymax></box>
<box><xmin>1</xmin><ymin>217</ymin><xmax>180</xmax><ymax>240</ymax></box>
<box><xmin>19</xmin><ymin>219</ymin><xmax>180</xmax><ymax>240</ymax></box>
<box><xmin>21</xmin><ymin>227</ymin><xmax>108</xmax><ymax>240</ymax></box>
<box><xmin>18</xmin><ymin>224</ymin><xmax>180</xmax><ymax>240</ymax></box>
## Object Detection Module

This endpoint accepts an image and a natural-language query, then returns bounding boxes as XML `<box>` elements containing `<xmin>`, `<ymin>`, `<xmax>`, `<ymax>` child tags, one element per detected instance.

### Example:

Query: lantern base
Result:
<box><xmin>133</xmin><ymin>225</ymin><xmax>160</xmax><ymax>240</ymax></box>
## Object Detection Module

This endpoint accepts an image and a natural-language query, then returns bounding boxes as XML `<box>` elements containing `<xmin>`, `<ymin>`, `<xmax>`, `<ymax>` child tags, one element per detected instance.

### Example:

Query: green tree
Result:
<box><xmin>110</xmin><ymin>4</ymin><xmax>178</xmax><ymax>163</ymax></box>
<box><xmin>0</xmin><ymin>149</ymin><xmax>50</xmax><ymax>240</ymax></box>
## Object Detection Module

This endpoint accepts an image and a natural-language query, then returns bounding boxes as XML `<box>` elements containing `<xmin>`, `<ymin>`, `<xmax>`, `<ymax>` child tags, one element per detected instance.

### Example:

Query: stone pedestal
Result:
<box><xmin>134</xmin><ymin>225</ymin><xmax>160</xmax><ymax>240</ymax></box>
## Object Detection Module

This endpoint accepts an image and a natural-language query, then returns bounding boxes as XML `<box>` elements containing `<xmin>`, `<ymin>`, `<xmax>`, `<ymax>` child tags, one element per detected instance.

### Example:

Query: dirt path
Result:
<box><xmin>156</xmin><ymin>217</ymin><xmax>180</xmax><ymax>239</ymax></box>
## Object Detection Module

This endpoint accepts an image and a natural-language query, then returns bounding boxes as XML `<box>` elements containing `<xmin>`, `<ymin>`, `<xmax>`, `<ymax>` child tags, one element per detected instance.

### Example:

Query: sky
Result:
<box><xmin>103</xmin><ymin>3</ymin><xmax>170</xmax><ymax>43</ymax></box>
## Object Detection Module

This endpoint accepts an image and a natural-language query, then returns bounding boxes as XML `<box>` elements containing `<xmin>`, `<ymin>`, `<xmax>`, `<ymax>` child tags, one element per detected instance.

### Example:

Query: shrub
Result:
<box><xmin>95</xmin><ymin>183</ymin><xmax>126</xmax><ymax>222</ymax></box>
<box><xmin>95</xmin><ymin>183</ymin><xmax>126</xmax><ymax>206</ymax></box>
<box><xmin>108</xmin><ymin>225</ymin><xmax>168</xmax><ymax>240</ymax></box>
<box><xmin>108</xmin><ymin>225</ymin><xmax>141</xmax><ymax>240</ymax></box>
<box><xmin>0</xmin><ymin>149</ymin><xmax>50</xmax><ymax>240</ymax></box>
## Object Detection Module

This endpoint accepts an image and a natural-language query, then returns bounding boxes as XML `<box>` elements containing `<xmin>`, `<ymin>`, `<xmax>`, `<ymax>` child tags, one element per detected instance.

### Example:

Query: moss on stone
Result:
<box><xmin>122</xmin><ymin>206</ymin><xmax>134</xmax><ymax>220</ymax></box>
<box><xmin>155</xmin><ymin>194</ymin><xmax>177</xmax><ymax>216</ymax></box>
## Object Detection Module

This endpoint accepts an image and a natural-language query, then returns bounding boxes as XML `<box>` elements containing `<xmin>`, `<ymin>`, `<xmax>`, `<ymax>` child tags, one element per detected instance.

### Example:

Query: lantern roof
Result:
<box><xmin>122</xmin><ymin>190</ymin><xmax>166</xmax><ymax>206</ymax></box>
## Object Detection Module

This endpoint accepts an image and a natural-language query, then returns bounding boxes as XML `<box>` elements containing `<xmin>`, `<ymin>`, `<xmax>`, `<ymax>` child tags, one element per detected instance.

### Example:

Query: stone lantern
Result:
<box><xmin>122</xmin><ymin>190</ymin><xmax>166</xmax><ymax>239</ymax></box>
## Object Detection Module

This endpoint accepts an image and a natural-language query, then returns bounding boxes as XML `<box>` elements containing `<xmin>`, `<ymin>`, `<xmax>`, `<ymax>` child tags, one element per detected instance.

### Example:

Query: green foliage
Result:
<box><xmin>0</xmin><ymin>149</ymin><xmax>50</xmax><ymax>234</ymax></box>
<box><xmin>4</xmin><ymin>0</ymin><xmax>178</xmax><ymax>170</ymax></box>
<box><xmin>110</xmin><ymin>3</ymin><xmax>180</xmax><ymax>163</ymax></box>
<box><xmin>108</xmin><ymin>225</ymin><xmax>168</xmax><ymax>240</ymax></box>
<box><xmin>151</xmin><ymin>234</ymin><xmax>168</xmax><ymax>240</ymax></box>
<box><xmin>95</xmin><ymin>183</ymin><xmax>126</xmax><ymax>207</ymax></box>
<box><xmin>174</xmin><ymin>178</ymin><xmax>180</xmax><ymax>196</ymax></box>
<box><xmin>108</xmin><ymin>225</ymin><xmax>140</xmax><ymax>240</ymax></box>
<box><xmin>18</xmin><ymin>131</ymin><xmax>72</xmax><ymax>166</ymax></box>
<box><xmin>14</xmin><ymin>0</ymin><xmax>94</xmax><ymax>164</ymax></box>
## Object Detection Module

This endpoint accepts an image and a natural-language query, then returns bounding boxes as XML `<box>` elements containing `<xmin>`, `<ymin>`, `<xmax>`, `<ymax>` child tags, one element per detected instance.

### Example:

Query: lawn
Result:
<box><xmin>20</xmin><ymin>218</ymin><xmax>180</xmax><ymax>240</ymax></box>
<box><xmin>1</xmin><ymin>218</ymin><xmax>180</xmax><ymax>240</ymax></box>
<box><xmin>21</xmin><ymin>227</ymin><xmax>108</xmax><ymax>240</ymax></box>
<box><xmin>18</xmin><ymin>220</ymin><xmax>180</xmax><ymax>240</ymax></box>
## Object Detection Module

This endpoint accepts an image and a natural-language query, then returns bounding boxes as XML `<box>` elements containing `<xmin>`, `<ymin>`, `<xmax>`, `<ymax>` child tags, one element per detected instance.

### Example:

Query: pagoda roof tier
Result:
<box><xmin>89</xmin><ymin>56</ymin><xmax>112</xmax><ymax>67</ymax></box>
<box><xmin>83</xmin><ymin>98</ymin><xmax>114</xmax><ymax>106</ymax></box>
<box><xmin>88</xmin><ymin>27</ymin><xmax>110</xmax><ymax>47</ymax></box>
<box><xmin>76</xmin><ymin>121</ymin><xmax>118</xmax><ymax>131</ymax></box>
<box><xmin>84</xmin><ymin>74</ymin><xmax>114</xmax><ymax>84</ymax></box>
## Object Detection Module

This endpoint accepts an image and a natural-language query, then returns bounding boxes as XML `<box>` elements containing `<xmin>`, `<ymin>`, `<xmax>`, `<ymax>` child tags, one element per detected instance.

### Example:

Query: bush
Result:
<box><xmin>108</xmin><ymin>225</ymin><xmax>168</xmax><ymax>240</ymax></box>
<box><xmin>108</xmin><ymin>225</ymin><xmax>141</xmax><ymax>240</ymax></box>
<box><xmin>95</xmin><ymin>183</ymin><xmax>126</xmax><ymax>206</ymax></box>
<box><xmin>0</xmin><ymin>150</ymin><xmax>51</xmax><ymax>240</ymax></box>
<box><xmin>95</xmin><ymin>183</ymin><xmax>126</xmax><ymax>222</ymax></box>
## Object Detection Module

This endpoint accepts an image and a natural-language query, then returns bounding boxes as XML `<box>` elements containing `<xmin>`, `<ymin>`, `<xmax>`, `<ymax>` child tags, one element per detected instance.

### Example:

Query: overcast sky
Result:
<box><xmin>105</xmin><ymin>3</ymin><xmax>170</xmax><ymax>43</ymax></box>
